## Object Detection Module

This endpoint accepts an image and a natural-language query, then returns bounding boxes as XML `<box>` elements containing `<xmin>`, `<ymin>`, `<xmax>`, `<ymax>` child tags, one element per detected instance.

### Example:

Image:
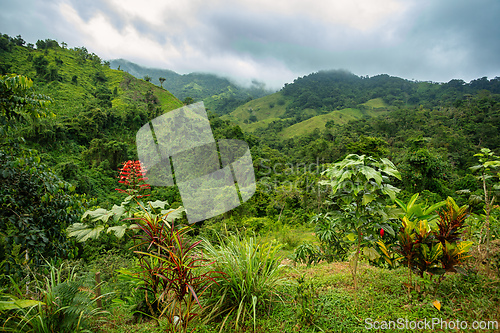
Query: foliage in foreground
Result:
<box><xmin>130</xmin><ymin>207</ymin><xmax>220</xmax><ymax>333</ymax></box>
<box><xmin>202</xmin><ymin>235</ymin><xmax>285</xmax><ymax>332</ymax></box>
<box><xmin>1</xmin><ymin>261</ymin><xmax>105</xmax><ymax>332</ymax></box>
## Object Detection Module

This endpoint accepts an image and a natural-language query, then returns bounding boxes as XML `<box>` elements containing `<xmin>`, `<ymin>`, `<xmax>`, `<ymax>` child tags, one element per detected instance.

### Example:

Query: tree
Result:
<box><xmin>399</xmin><ymin>139</ymin><xmax>450</xmax><ymax>197</ymax></box>
<box><xmin>1</xmin><ymin>76</ymin><xmax>84</xmax><ymax>275</ymax></box>
<box><xmin>143</xmin><ymin>75</ymin><xmax>152</xmax><ymax>82</ymax></box>
<box><xmin>0</xmin><ymin>149</ymin><xmax>86</xmax><ymax>271</ymax></box>
<box><xmin>159</xmin><ymin>76</ymin><xmax>166</xmax><ymax>88</ymax></box>
<box><xmin>346</xmin><ymin>136</ymin><xmax>388</xmax><ymax>158</ymax></box>
<box><xmin>183</xmin><ymin>97</ymin><xmax>194</xmax><ymax>105</ymax></box>
<box><xmin>14</xmin><ymin>35</ymin><xmax>25</xmax><ymax>46</ymax></box>
<box><xmin>320</xmin><ymin>154</ymin><xmax>401</xmax><ymax>291</ymax></box>
<box><xmin>470</xmin><ymin>148</ymin><xmax>500</xmax><ymax>272</ymax></box>
<box><xmin>0</xmin><ymin>74</ymin><xmax>51</xmax><ymax>120</ymax></box>
<box><xmin>33</xmin><ymin>55</ymin><xmax>49</xmax><ymax>80</ymax></box>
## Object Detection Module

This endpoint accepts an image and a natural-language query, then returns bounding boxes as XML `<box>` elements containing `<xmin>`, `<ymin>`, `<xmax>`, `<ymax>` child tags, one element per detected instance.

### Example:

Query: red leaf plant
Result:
<box><xmin>130</xmin><ymin>208</ymin><xmax>222</xmax><ymax>332</ymax></box>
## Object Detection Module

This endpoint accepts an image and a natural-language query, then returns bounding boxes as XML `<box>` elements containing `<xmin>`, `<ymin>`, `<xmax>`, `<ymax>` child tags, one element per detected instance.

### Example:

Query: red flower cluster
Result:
<box><xmin>380</xmin><ymin>228</ymin><xmax>385</xmax><ymax>237</ymax></box>
<box><xmin>115</xmin><ymin>160</ymin><xmax>151</xmax><ymax>198</ymax></box>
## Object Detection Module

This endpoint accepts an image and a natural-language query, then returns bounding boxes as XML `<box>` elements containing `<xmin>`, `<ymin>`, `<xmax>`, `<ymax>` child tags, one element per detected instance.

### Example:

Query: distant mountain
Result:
<box><xmin>223</xmin><ymin>69</ymin><xmax>500</xmax><ymax>139</ymax></box>
<box><xmin>109</xmin><ymin>59</ymin><xmax>274</xmax><ymax>115</ymax></box>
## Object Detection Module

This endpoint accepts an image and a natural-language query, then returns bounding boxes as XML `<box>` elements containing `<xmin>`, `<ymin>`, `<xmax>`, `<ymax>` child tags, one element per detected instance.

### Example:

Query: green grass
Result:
<box><xmin>361</xmin><ymin>98</ymin><xmax>387</xmax><ymax>108</ymax></box>
<box><xmin>223</xmin><ymin>95</ymin><xmax>391</xmax><ymax>139</ymax></box>
<box><xmin>281</xmin><ymin>108</ymin><xmax>360</xmax><ymax>139</ymax></box>
<box><xmin>87</xmin><ymin>256</ymin><xmax>500</xmax><ymax>333</ymax></box>
<box><xmin>222</xmin><ymin>92</ymin><xmax>290</xmax><ymax>131</ymax></box>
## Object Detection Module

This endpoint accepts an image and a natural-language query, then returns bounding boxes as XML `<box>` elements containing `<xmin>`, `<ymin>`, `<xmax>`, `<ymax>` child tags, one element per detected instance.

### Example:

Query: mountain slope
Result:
<box><xmin>222</xmin><ymin>70</ymin><xmax>500</xmax><ymax>139</ymax></box>
<box><xmin>0</xmin><ymin>35</ymin><xmax>184</xmax><ymax>206</ymax></box>
<box><xmin>109</xmin><ymin>59</ymin><xmax>273</xmax><ymax>115</ymax></box>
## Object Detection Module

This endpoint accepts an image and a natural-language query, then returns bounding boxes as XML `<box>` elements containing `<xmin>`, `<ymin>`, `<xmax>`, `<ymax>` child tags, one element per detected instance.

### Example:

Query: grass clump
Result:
<box><xmin>201</xmin><ymin>235</ymin><xmax>286</xmax><ymax>332</ymax></box>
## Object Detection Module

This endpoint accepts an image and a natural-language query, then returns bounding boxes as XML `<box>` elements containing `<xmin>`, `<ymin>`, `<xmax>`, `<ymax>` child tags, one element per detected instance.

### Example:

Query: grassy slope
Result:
<box><xmin>2</xmin><ymin>45</ymin><xmax>183</xmax><ymax>119</ymax></box>
<box><xmin>223</xmin><ymin>93</ymin><xmax>391</xmax><ymax>139</ymax></box>
<box><xmin>222</xmin><ymin>92</ymin><xmax>291</xmax><ymax>131</ymax></box>
<box><xmin>94</xmin><ymin>259</ymin><xmax>500</xmax><ymax>333</ymax></box>
<box><xmin>281</xmin><ymin>98</ymin><xmax>391</xmax><ymax>139</ymax></box>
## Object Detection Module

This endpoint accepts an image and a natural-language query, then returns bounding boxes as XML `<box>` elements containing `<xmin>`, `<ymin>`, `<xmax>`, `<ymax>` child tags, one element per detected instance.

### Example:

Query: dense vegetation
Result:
<box><xmin>1</xmin><ymin>33</ymin><xmax>499</xmax><ymax>332</ymax></box>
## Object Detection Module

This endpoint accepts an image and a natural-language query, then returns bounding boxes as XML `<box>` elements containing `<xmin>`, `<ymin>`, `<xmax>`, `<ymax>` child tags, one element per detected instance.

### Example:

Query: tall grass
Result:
<box><xmin>201</xmin><ymin>235</ymin><xmax>286</xmax><ymax>332</ymax></box>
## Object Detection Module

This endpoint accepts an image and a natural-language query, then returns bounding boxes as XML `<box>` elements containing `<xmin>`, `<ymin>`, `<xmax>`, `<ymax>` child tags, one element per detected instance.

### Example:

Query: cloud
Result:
<box><xmin>1</xmin><ymin>0</ymin><xmax>499</xmax><ymax>88</ymax></box>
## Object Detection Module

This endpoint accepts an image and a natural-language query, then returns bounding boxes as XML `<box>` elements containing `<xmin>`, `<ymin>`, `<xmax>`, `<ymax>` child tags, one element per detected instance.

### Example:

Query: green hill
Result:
<box><xmin>222</xmin><ymin>70</ymin><xmax>500</xmax><ymax>140</ymax></box>
<box><xmin>222</xmin><ymin>92</ymin><xmax>291</xmax><ymax>131</ymax></box>
<box><xmin>223</xmin><ymin>92</ymin><xmax>393</xmax><ymax>138</ymax></box>
<box><xmin>0</xmin><ymin>35</ymin><xmax>185</xmax><ymax>206</ymax></box>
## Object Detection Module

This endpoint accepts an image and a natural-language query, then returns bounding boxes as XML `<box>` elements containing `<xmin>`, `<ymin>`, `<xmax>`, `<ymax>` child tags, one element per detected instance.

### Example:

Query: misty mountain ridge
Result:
<box><xmin>109</xmin><ymin>58</ymin><xmax>273</xmax><ymax>115</ymax></box>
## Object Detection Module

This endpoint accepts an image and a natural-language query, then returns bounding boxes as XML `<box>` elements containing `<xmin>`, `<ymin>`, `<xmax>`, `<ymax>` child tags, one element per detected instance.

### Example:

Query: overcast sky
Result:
<box><xmin>1</xmin><ymin>0</ymin><xmax>499</xmax><ymax>89</ymax></box>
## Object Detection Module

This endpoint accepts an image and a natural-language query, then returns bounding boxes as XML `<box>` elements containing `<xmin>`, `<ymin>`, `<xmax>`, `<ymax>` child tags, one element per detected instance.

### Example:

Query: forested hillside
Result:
<box><xmin>1</xmin><ymin>33</ymin><xmax>500</xmax><ymax>332</ymax></box>
<box><xmin>2</xmin><ymin>32</ymin><xmax>499</xmax><ymax>236</ymax></box>
<box><xmin>110</xmin><ymin>58</ymin><xmax>272</xmax><ymax>115</ymax></box>
<box><xmin>224</xmin><ymin>70</ymin><xmax>500</xmax><ymax>139</ymax></box>
<box><xmin>0</xmin><ymin>34</ymin><xmax>189</xmax><ymax>206</ymax></box>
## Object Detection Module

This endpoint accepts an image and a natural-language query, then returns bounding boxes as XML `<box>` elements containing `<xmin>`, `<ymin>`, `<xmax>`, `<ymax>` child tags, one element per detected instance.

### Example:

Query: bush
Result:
<box><xmin>2</xmin><ymin>261</ymin><xmax>105</xmax><ymax>332</ymax></box>
<box><xmin>202</xmin><ymin>235</ymin><xmax>286</xmax><ymax>332</ymax></box>
<box><xmin>0</xmin><ymin>148</ymin><xmax>87</xmax><ymax>278</ymax></box>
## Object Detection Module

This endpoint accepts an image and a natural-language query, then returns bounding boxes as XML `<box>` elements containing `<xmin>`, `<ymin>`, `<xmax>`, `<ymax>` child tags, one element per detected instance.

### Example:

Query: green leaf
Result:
<box><xmin>406</xmin><ymin>193</ymin><xmax>420</xmax><ymax>211</ymax></box>
<box><xmin>359</xmin><ymin>165</ymin><xmax>382</xmax><ymax>185</ymax></box>
<box><xmin>346</xmin><ymin>233</ymin><xmax>356</xmax><ymax>242</ymax></box>
<box><xmin>81</xmin><ymin>208</ymin><xmax>113</xmax><ymax>223</ymax></box>
<box><xmin>469</xmin><ymin>164</ymin><xmax>483</xmax><ymax>172</ymax></box>
<box><xmin>0</xmin><ymin>299</ymin><xmax>45</xmax><ymax>311</ymax></box>
<box><xmin>110</xmin><ymin>205</ymin><xmax>126</xmax><ymax>222</ymax></box>
<box><xmin>381</xmin><ymin>184</ymin><xmax>400</xmax><ymax>201</ymax></box>
<box><xmin>107</xmin><ymin>224</ymin><xmax>129</xmax><ymax>239</ymax></box>
<box><xmin>363</xmin><ymin>247</ymin><xmax>381</xmax><ymax>261</ymax></box>
<box><xmin>148</xmin><ymin>199</ymin><xmax>169</xmax><ymax>209</ymax></box>
<box><xmin>161</xmin><ymin>206</ymin><xmax>186</xmax><ymax>223</ymax></box>
<box><xmin>384</xmin><ymin>225</ymin><xmax>395</xmax><ymax>237</ymax></box>
<box><xmin>484</xmin><ymin>160</ymin><xmax>500</xmax><ymax>168</ymax></box>
<box><xmin>362</xmin><ymin>193</ymin><xmax>375</xmax><ymax>205</ymax></box>
<box><xmin>67</xmin><ymin>223</ymin><xmax>105</xmax><ymax>242</ymax></box>
<box><xmin>380</xmin><ymin>158</ymin><xmax>402</xmax><ymax>180</ymax></box>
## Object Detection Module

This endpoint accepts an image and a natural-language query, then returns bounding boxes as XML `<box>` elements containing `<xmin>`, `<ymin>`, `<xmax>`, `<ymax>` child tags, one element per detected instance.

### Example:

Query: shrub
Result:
<box><xmin>130</xmin><ymin>209</ymin><xmax>219</xmax><ymax>332</ymax></box>
<box><xmin>2</xmin><ymin>261</ymin><xmax>105</xmax><ymax>332</ymax></box>
<box><xmin>201</xmin><ymin>235</ymin><xmax>286</xmax><ymax>332</ymax></box>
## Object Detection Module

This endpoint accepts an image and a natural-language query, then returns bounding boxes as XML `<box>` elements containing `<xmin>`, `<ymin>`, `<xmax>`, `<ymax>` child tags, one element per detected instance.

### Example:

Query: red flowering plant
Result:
<box><xmin>115</xmin><ymin>160</ymin><xmax>151</xmax><ymax>199</ymax></box>
<box><xmin>68</xmin><ymin>160</ymin><xmax>184</xmax><ymax>242</ymax></box>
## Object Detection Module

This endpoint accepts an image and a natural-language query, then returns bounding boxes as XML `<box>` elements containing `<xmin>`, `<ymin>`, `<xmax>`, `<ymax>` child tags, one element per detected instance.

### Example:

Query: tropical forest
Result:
<box><xmin>1</xmin><ymin>33</ymin><xmax>500</xmax><ymax>332</ymax></box>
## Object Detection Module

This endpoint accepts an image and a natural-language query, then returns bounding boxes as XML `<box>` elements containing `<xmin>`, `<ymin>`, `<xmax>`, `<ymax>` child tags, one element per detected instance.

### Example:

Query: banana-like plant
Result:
<box><xmin>66</xmin><ymin>198</ymin><xmax>183</xmax><ymax>242</ymax></box>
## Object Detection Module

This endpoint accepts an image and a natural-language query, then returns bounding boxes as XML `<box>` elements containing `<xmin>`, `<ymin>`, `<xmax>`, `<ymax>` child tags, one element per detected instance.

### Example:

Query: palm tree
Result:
<box><xmin>159</xmin><ymin>77</ymin><xmax>166</xmax><ymax>88</ymax></box>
